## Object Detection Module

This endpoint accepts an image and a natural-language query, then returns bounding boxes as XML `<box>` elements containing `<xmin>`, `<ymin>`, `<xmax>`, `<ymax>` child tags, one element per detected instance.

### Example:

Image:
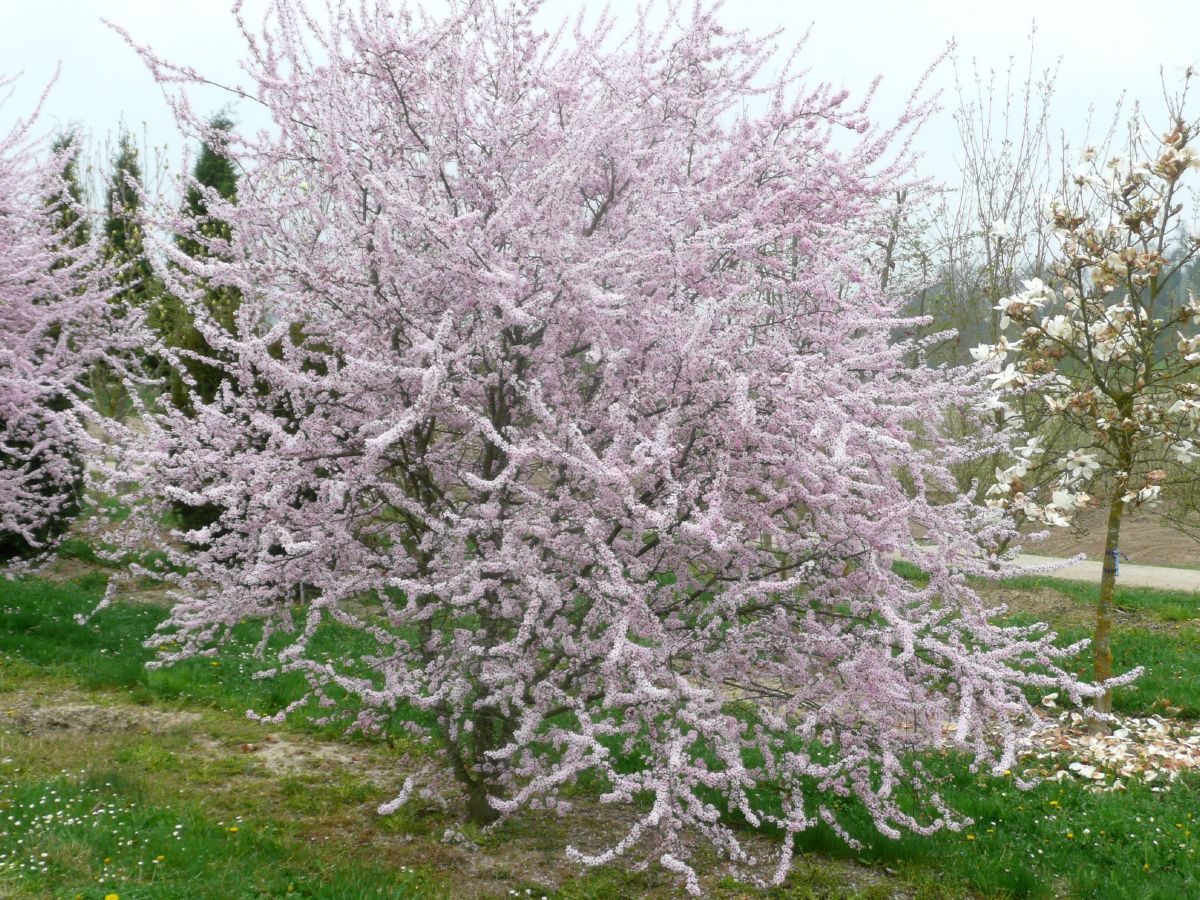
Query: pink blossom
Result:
<box><xmin>0</xmin><ymin>76</ymin><xmax>116</xmax><ymax>566</ymax></box>
<box><xmin>100</xmin><ymin>2</ymin><xmax>1109</xmax><ymax>891</ymax></box>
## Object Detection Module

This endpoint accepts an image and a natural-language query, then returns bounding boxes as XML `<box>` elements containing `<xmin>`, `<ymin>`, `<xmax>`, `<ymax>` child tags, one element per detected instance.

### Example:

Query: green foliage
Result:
<box><xmin>0</xmin><ymin>397</ymin><xmax>81</xmax><ymax>565</ymax></box>
<box><xmin>102</xmin><ymin>131</ymin><xmax>154</xmax><ymax>297</ymax></box>
<box><xmin>150</xmin><ymin>113</ymin><xmax>243</xmax><ymax>414</ymax></box>
<box><xmin>91</xmin><ymin>130</ymin><xmax>161</xmax><ymax>419</ymax></box>
<box><xmin>46</xmin><ymin>131</ymin><xmax>90</xmax><ymax>250</ymax></box>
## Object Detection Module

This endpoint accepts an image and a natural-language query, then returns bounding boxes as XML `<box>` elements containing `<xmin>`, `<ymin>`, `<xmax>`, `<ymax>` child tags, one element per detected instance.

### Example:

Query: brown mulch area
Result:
<box><xmin>1026</xmin><ymin>510</ymin><xmax>1200</xmax><ymax>569</ymax></box>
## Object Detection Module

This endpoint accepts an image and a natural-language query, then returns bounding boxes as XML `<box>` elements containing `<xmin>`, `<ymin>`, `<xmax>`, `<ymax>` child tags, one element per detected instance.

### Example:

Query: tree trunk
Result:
<box><xmin>465</xmin><ymin>778</ymin><xmax>500</xmax><ymax>826</ymax></box>
<box><xmin>1090</xmin><ymin>492</ymin><xmax>1125</xmax><ymax>733</ymax></box>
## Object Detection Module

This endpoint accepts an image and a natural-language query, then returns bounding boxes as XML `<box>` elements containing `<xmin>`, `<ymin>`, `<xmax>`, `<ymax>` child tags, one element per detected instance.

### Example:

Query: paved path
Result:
<box><xmin>1011</xmin><ymin>554</ymin><xmax>1200</xmax><ymax>593</ymax></box>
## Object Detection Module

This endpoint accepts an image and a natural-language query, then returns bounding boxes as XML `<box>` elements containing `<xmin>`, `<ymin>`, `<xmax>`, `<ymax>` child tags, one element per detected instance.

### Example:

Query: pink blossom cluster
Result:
<box><xmin>0</xmin><ymin>78</ymin><xmax>114</xmax><ymax>565</ymax></box>
<box><xmin>79</xmin><ymin>1</ymin><xmax>1122</xmax><ymax>891</ymax></box>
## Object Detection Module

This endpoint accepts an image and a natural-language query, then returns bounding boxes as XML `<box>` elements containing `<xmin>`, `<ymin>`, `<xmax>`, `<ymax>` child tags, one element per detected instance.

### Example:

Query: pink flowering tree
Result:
<box><xmin>106</xmin><ymin>2</ymin><xmax>1112</xmax><ymax>890</ymax></box>
<box><xmin>0</xmin><ymin>78</ymin><xmax>114</xmax><ymax>565</ymax></box>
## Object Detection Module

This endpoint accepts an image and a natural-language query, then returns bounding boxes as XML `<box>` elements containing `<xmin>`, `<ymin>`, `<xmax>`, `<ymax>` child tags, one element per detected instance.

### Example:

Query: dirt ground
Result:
<box><xmin>1024</xmin><ymin>509</ymin><xmax>1200</xmax><ymax>569</ymax></box>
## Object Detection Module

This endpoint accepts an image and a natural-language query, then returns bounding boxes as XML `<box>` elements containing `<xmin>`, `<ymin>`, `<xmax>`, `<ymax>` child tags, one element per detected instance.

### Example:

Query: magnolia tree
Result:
<box><xmin>877</xmin><ymin>42</ymin><xmax>1077</xmax><ymax>511</ymax></box>
<box><xmin>103</xmin><ymin>2</ymin><xmax>1112</xmax><ymax>890</ymax></box>
<box><xmin>0</xmin><ymin>79</ymin><xmax>114</xmax><ymax>565</ymax></box>
<box><xmin>978</xmin><ymin>75</ymin><xmax>1200</xmax><ymax>720</ymax></box>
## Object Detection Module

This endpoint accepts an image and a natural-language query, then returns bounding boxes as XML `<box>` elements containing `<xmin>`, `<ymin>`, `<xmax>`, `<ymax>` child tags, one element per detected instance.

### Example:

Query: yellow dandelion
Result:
<box><xmin>228</xmin><ymin>826</ymin><xmax>239</xmax><ymax>833</ymax></box>
<box><xmin>966</xmin><ymin>834</ymin><xmax>976</xmax><ymax>841</ymax></box>
<box><xmin>105</xmin><ymin>894</ymin><xmax>120</xmax><ymax>900</ymax></box>
<box><xmin>1066</xmin><ymin>833</ymin><xmax>1074</xmax><ymax>840</ymax></box>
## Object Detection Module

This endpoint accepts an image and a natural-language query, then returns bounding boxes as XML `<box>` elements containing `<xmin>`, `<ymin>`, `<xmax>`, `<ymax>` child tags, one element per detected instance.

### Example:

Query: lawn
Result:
<box><xmin>0</xmin><ymin>565</ymin><xmax>1197</xmax><ymax>898</ymax></box>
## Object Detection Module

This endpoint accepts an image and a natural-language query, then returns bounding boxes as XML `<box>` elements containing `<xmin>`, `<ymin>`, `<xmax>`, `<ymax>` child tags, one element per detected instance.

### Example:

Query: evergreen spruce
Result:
<box><xmin>91</xmin><ymin>131</ymin><xmax>158</xmax><ymax>417</ymax></box>
<box><xmin>47</xmin><ymin>132</ymin><xmax>90</xmax><ymax>251</ymax></box>
<box><xmin>153</xmin><ymin>114</ymin><xmax>241</xmax><ymax>411</ymax></box>
<box><xmin>103</xmin><ymin>131</ymin><xmax>154</xmax><ymax>302</ymax></box>
<box><xmin>156</xmin><ymin>115</ymin><xmax>242</xmax><ymax>536</ymax></box>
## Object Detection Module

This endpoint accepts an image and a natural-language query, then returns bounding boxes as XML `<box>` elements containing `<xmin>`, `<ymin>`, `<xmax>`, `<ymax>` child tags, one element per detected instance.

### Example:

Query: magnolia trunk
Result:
<box><xmin>1091</xmin><ymin>492</ymin><xmax>1126</xmax><ymax>731</ymax></box>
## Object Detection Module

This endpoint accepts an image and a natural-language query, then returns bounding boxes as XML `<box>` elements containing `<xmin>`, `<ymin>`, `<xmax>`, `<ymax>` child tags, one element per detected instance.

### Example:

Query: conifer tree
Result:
<box><xmin>47</xmin><ymin>131</ymin><xmax>90</xmax><ymax>251</ymax></box>
<box><xmin>151</xmin><ymin>115</ymin><xmax>243</xmax><ymax>534</ymax></box>
<box><xmin>92</xmin><ymin>131</ymin><xmax>157</xmax><ymax>417</ymax></box>
<box><xmin>153</xmin><ymin>114</ymin><xmax>241</xmax><ymax>410</ymax></box>
<box><xmin>103</xmin><ymin>131</ymin><xmax>154</xmax><ymax>300</ymax></box>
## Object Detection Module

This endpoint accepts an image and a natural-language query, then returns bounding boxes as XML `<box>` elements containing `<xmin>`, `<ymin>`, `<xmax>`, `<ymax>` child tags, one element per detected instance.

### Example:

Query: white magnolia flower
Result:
<box><xmin>1169</xmin><ymin>398</ymin><xmax>1199</xmax><ymax>418</ymax></box>
<box><xmin>1018</xmin><ymin>436</ymin><xmax>1045</xmax><ymax>459</ymax></box>
<box><xmin>1043</xmin><ymin>314</ymin><xmax>1075</xmax><ymax>341</ymax></box>
<box><xmin>995</xmin><ymin>463</ymin><xmax>1028</xmax><ymax>485</ymax></box>
<box><xmin>982</xmin><ymin>394</ymin><xmax>1013</xmax><ymax>418</ymax></box>
<box><xmin>1174</xmin><ymin>145</ymin><xmax>1200</xmax><ymax>171</ymax></box>
<box><xmin>1043</xmin><ymin>506</ymin><xmax>1072</xmax><ymax>527</ymax></box>
<box><xmin>1122</xmin><ymin>485</ymin><xmax>1162</xmax><ymax>505</ymax></box>
<box><xmin>989</xmin><ymin>364</ymin><xmax>1027</xmax><ymax>391</ymax></box>
<box><xmin>1044</xmin><ymin>395</ymin><xmax>1068</xmax><ymax>413</ymax></box>
<box><xmin>1050</xmin><ymin>489</ymin><xmax>1078</xmax><ymax>510</ymax></box>
<box><xmin>989</xmin><ymin>220</ymin><xmax>1012</xmax><ymax>238</ymax></box>
<box><xmin>970</xmin><ymin>342</ymin><xmax>1005</xmax><ymax>363</ymax></box>
<box><xmin>1172</xmin><ymin>440</ymin><xmax>1199</xmax><ymax>464</ymax></box>
<box><xmin>1060</xmin><ymin>450</ymin><xmax>1101</xmax><ymax>482</ymax></box>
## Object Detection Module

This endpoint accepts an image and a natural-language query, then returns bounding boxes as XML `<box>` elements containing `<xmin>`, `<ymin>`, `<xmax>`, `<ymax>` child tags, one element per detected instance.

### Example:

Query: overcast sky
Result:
<box><xmin>3</xmin><ymin>0</ymin><xmax>1198</xmax><ymax>196</ymax></box>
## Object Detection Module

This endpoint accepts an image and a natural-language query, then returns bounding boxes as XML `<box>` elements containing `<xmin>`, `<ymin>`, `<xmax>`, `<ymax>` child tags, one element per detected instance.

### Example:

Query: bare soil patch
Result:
<box><xmin>4</xmin><ymin>696</ymin><xmax>200</xmax><ymax>736</ymax></box>
<box><xmin>1025</xmin><ymin>509</ymin><xmax>1200</xmax><ymax>569</ymax></box>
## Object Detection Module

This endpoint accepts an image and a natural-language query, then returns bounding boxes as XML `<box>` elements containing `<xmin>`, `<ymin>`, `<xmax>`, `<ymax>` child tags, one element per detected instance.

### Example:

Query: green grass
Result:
<box><xmin>0</xmin><ymin>574</ymin><xmax>432</xmax><ymax>742</ymax></box>
<box><xmin>799</xmin><ymin>761</ymin><xmax>1200</xmax><ymax>900</ymax></box>
<box><xmin>1041</xmin><ymin>622</ymin><xmax>1200</xmax><ymax>718</ymax></box>
<box><xmin>3</xmin><ymin>571</ymin><xmax>1200</xmax><ymax>898</ymax></box>
<box><xmin>0</xmin><ymin>770</ymin><xmax>436</xmax><ymax>899</ymax></box>
<box><xmin>892</xmin><ymin>558</ymin><xmax>1200</xmax><ymax>622</ymax></box>
<box><xmin>999</xmin><ymin>574</ymin><xmax>1200</xmax><ymax>624</ymax></box>
<box><xmin>889</xmin><ymin>560</ymin><xmax>1200</xmax><ymax>715</ymax></box>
